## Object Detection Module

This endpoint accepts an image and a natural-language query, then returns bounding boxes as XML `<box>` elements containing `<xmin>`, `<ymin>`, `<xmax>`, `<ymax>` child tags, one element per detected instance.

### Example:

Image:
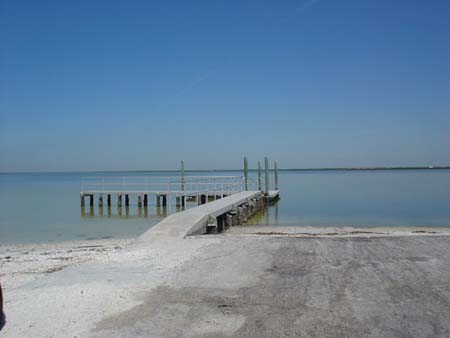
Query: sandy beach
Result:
<box><xmin>2</xmin><ymin>225</ymin><xmax>450</xmax><ymax>291</ymax></box>
<box><xmin>0</xmin><ymin>238</ymin><xmax>133</xmax><ymax>291</ymax></box>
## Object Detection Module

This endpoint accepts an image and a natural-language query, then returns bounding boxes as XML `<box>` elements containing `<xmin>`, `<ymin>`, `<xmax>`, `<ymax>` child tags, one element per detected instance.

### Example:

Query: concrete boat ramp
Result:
<box><xmin>2</xmin><ymin>192</ymin><xmax>450</xmax><ymax>338</ymax></box>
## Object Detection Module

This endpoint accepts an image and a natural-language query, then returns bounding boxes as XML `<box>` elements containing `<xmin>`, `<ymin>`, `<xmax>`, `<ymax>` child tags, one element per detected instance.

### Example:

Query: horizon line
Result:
<box><xmin>1</xmin><ymin>165</ymin><xmax>449</xmax><ymax>175</ymax></box>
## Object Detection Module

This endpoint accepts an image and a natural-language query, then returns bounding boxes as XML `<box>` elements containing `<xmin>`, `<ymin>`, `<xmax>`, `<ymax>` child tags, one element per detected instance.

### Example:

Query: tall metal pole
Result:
<box><xmin>181</xmin><ymin>160</ymin><xmax>185</xmax><ymax>192</ymax></box>
<box><xmin>258</xmin><ymin>160</ymin><xmax>262</xmax><ymax>191</ymax></box>
<box><xmin>274</xmin><ymin>160</ymin><xmax>279</xmax><ymax>190</ymax></box>
<box><xmin>264</xmin><ymin>156</ymin><xmax>269</xmax><ymax>195</ymax></box>
<box><xmin>244</xmin><ymin>156</ymin><xmax>248</xmax><ymax>191</ymax></box>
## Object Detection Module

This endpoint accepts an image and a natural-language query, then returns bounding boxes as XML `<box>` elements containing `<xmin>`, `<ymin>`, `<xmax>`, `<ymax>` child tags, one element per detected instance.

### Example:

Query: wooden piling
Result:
<box><xmin>244</xmin><ymin>156</ymin><xmax>248</xmax><ymax>191</ymax></box>
<box><xmin>181</xmin><ymin>160</ymin><xmax>185</xmax><ymax>192</ymax></box>
<box><xmin>89</xmin><ymin>194</ymin><xmax>94</xmax><ymax>207</ymax></box>
<box><xmin>264</xmin><ymin>157</ymin><xmax>269</xmax><ymax>195</ymax></box>
<box><xmin>144</xmin><ymin>194</ymin><xmax>148</xmax><ymax>207</ymax></box>
<box><xmin>237</xmin><ymin>206</ymin><xmax>243</xmax><ymax>224</ymax></box>
<box><xmin>107</xmin><ymin>194</ymin><xmax>111</xmax><ymax>207</ymax></box>
<box><xmin>125</xmin><ymin>194</ymin><xmax>130</xmax><ymax>207</ymax></box>
<box><xmin>225</xmin><ymin>213</ymin><xmax>233</xmax><ymax>228</ymax></box>
<box><xmin>274</xmin><ymin>160</ymin><xmax>279</xmax><ymax>190</ymax></box>
<box><xmin>200</xmin><ymin>194</ymin><xmax>207</xmax><ymax>205</ymax></box>
<box><xmin>99</xmin><ymin>195</ymin><xmax>104</xmax><ymax>207</ymax></box>
<box><xmin>258</xmin><ymin>160</ymin><xmax>262</xmax><ymax>191</ymax></box>
<box><xmin>162</xmin><ymin>194</ymin><xmax>167</xmax><ymax>207</ymax></box>
<box><xmin>230</xmin><ymin>208</ymin><xmax>238</xmax><ymax>226</ymax></box>
<box><xmin>217</xmin><ymin>215</ymin><xmax>225</xmax><ymax>232</ymax></box>
<box><xmin>80</xmin><ymin>193</ymin><xmax>85</xmax><ymax>207</ymax></box>
<box><xmin>138</xmin><ymin>195</ymin><xmax>142</xmax><ymax>208</ymax></box>
<box><xmin>118</xmin><ymin>193</ymin><xmax>122</xmax><ymax>207</ymax></box>
<box><xmin>157</xmin><ymin>194</ymin><xmax>161</xmax><ymax>206</ymax></box>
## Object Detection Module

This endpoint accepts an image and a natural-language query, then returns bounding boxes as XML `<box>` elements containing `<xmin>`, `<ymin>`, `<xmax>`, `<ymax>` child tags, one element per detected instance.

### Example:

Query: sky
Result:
<box><xmin>0</xmin><ymin>0</ymin><xmax>449</xmax><ymax>171</ymax></box>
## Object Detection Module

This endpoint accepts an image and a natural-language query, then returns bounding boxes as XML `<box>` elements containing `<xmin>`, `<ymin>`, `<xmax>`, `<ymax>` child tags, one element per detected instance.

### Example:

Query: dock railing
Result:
<box><xmin>81</xmin><ymin>175</ymin><xmax>257</xmax><ymax>197</ymax></box>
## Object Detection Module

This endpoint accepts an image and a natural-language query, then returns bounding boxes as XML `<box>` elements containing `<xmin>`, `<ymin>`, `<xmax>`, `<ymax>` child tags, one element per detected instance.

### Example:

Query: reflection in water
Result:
<box><xmin>81</xmin><ymin>194</ymin><xmax>279</xmax><ymax>231</ymax></box>
<box><xmin>80</xmin><ymin>204</ymin><xmax>174</xmax><ymax>219</ymax></box>
<box><xmin>246</xmin><ymin>201</ymin><xmax>280</xmax><ymax>226</ymax></box>
<box><xmin>156</xmin><ymin>206</ymin><xmax>168</xmax><ymax>218</ymax></box>
<box><xmin>275</xmin><ymin>202</ymin><xmax>279</xmax><ymax>224</ymax></box>
<box><xmin>81</xmin><ymin>196</ymin><xmax>277</xmax><ymax>226</ymax></box>
<box><xmin>80</xmin><ymin>193</ymin><xmax>200</xmax><ymax>222</ymax></box>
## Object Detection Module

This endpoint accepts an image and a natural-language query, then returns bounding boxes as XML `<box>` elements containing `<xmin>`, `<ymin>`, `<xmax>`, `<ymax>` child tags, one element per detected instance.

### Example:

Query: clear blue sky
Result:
<box><xmin>1</xmin><ymin>0</ymin><xmax>449</xmax><ymax>171</ymax></box>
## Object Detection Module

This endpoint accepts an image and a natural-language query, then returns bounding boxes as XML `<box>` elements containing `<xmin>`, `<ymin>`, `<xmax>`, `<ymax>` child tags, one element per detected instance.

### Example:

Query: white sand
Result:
<box><xmin>0</xmin><ymin>232</ymin><xmax>217</xmax><ymax>338</ymax></box>
<box><xmin>0</xmin><ymin>238</ymin><xmax>133</xmax><ymax>290</ymax></box>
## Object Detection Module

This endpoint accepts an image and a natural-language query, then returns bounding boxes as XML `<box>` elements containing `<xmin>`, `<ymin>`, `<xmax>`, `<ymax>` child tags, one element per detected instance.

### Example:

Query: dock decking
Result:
<box><xmin>80</xmin><ymin>176</ymin><xmax>254</xmax><ymax>208</ymax></box>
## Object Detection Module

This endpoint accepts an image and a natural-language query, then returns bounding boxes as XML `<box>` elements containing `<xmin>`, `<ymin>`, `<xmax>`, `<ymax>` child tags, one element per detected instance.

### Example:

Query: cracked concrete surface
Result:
<box><xmin>90</xmin><ymin>235</ymin><xmax>450</xmax><ymax>338</ymax></box>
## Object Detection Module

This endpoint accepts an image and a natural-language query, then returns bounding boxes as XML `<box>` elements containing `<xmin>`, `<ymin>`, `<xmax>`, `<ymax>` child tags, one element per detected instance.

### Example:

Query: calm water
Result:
<box><xmin>1</xmin><ymin>170</ymin><xmax>449</xmax><ymax>244</ymax></box>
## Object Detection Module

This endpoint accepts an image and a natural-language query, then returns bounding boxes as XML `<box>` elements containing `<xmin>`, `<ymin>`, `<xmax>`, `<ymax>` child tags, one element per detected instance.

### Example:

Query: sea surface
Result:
<box><xmin>1</xmin><ymin>169</ymin><xmax>449</xmax><ymax>244</ymax></box>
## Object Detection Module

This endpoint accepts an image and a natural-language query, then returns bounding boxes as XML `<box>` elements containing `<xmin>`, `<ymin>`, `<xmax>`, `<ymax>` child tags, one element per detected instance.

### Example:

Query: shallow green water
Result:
<box><xmin>1</xmin><ymin>170</ymin><xmax>449</xmax><ymax>244</ymax></box>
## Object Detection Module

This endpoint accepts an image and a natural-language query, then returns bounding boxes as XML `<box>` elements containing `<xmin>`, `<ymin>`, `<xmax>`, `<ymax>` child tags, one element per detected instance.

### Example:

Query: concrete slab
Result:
<box><xmin>137</xmin><ymin>191</ymin><xmax>261</xmax><ymax>240</ymax></box>
<box><xmin>91</xmin><ymin>235</ymin><xmax>450</xmax><ymax>338</ymax></box>
<box><xmin>3</xmin><ymin>232</ymin><xmax>450</xmax><ymax>338</ymax></box>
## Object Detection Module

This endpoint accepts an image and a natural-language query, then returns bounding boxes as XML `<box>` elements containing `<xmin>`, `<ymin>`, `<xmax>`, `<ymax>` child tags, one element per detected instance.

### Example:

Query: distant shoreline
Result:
<box><xmin>1</xmin><ymin>166</ymin><xmax>450</xmax><ymax>174</ymax></box>
<box><xmin>278</xmin><ymin>166</ymin><xmax>450</xmax><ymax>172</ymax></box>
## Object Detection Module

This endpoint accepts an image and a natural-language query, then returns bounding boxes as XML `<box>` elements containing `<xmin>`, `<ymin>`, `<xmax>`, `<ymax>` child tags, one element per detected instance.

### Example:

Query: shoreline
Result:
<box><xmin>2</xmin><ymin>224</ymin><xmax>450</xmax><ymax>291</ymax></box>
<box><xmin>224</xmin><ymin>225</ymin><xmax>450</xmax><ymax>237</ymax></box>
